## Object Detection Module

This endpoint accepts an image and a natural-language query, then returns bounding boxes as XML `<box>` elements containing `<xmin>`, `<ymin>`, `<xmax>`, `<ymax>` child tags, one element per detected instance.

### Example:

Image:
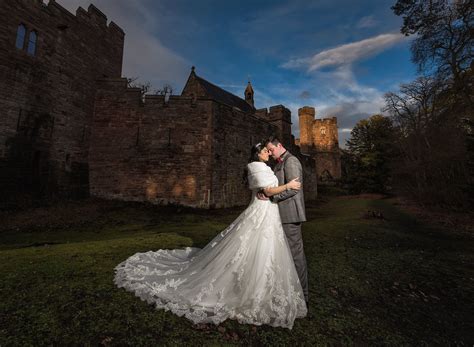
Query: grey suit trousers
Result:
<box><xmin>282</xmin><ymin>222</ymin><xmax>308</xmax><ymax>302</ymax></box>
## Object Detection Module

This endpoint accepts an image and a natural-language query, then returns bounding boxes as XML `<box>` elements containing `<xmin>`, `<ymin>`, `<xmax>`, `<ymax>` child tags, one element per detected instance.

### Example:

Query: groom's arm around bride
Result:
<box><xmin>272</xmin><ymin>156</ymin><xmax>301</xmax><ymax>204</ymax></box>
<box><xmin>265</xmin><ymin>138</ymin><xmax>306</xmax><ymax>224</ymax></box>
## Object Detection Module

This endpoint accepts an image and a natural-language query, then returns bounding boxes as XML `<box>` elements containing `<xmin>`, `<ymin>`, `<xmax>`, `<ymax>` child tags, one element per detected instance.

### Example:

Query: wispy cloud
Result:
<box><xmin>356</xmin><ymin>15</ymin><xmax>378</xmax><ymax>29</ymax></box>
<box><xmin>276</xmin><ymin>32</ymin><xmax>410</xmax><ymax>146</ymax></box>
<box><xmin>282</xmin><ymin>33</ymin><xmax>407</xmax><ymax>72</ymax></box>
<box><xmin>298</xmin><ymin>91</ymin><xmax>311</xmax><ymax>99</ymax></box>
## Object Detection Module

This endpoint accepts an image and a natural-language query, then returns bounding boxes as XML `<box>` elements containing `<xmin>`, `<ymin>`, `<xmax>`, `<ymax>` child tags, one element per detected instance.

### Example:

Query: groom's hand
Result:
<box><xmin>256</xmin><ymin>190</ymin><xmax>269</xmax><ymax>200</ymax></box>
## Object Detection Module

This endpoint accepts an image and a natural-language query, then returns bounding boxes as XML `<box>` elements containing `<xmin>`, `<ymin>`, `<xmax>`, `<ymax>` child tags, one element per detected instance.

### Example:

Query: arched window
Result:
<box><xmin>320</xmin><ymin>127</ymin><xmax>326</xmax><ymax>135</ymax></box>
<box><xmin>27</xmin><ymin>30</ymin><xmax>37</xmax><ymax>56</ymax></box>
<box><xmin>15</xmin><ymin>24</ymin><xmax>26</xmax><ymax>50</ymax></box>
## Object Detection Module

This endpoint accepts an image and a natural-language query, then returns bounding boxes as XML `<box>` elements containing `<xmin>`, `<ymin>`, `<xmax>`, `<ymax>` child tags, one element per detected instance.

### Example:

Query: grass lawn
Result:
<box><xmin>0</xmin><ymin>196</ymin><xmax>472</xmax><ymax>345</ymax></box>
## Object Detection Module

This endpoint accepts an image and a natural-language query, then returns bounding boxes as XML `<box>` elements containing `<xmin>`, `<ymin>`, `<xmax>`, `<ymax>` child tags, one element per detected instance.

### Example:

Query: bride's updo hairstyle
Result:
<box><xmin>243</xmin><ymin>142</ymin><xmax>265</xmax><ymax>185</ymax></box>
<box><xmin>248</xmin><ymin>142</ymin><xmax>265</xmax><ymax>163</ymax></box>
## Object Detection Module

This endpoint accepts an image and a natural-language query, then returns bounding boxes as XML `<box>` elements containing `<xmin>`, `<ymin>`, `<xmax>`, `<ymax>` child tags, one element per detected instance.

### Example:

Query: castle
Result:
<box><xmin>0</xmin><ymin>0</ymin><xmax>124</xmax><ymax>198</ymax></box>
<box><xmin>0</xmin><ymin>0</ymin><xmax>340</xmax><ymax>208</ymax></box>
<box><xmin>298</xmin><ymin>107</ymin><xmax>342</xmax><ymax>181</ymax></box>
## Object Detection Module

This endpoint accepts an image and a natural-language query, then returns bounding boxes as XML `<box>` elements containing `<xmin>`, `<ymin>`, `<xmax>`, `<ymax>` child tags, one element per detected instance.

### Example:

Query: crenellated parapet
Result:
<box><xmin>97</xmin><ymin>77</ymin><xmax>226</xmax><ymax>110</ymax></box>
<box><xmin>297</xmin><ymin>106</ymin><xmax>341</xmax><ymax>181</ymax></box>
<box><xmin>47</xmin><ymin>0</ymin><xmax>124</xmax><ymax>38</ymax></box>
<box><xmin>259</xmin><ymin>105</ymin><xmax>291</xmax><ymax>147</ymax></box>
<box><xmin>91</xmin><ymin>75</ymin><xmax>287</xmax><ymax>208</ymax></box>
<box><xmin>0</xmin><ymin>0</ymin><xmax>125</xmax><ymax>198</ymax></box>
<box><xmin>298</xmin><ymin>106</ymin><xmax>339</xmax><ymax>153</ymax></box>
<box><xmin>268</xmin><ymin>105</ymin><xmax>291</xmax><ymax>123</ymax></box>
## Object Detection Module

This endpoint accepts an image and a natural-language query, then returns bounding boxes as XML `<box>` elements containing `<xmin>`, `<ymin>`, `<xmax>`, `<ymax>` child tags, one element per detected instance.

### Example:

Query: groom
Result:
<box><xmin>260</xmin><ymin>136</ymin><xmax>309</xmax><ymax>306</ymax></box>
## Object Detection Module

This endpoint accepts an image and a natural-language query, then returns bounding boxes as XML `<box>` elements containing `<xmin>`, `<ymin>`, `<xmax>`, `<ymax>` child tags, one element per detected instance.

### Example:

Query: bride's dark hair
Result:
<box><xmin>243</xmin><ymin>142</ymin><xmax>265</xmax><ymax>185</ymax></box>
<box><xmin>248</xmin><ymin>142</ymin><xmax>265</xmax><ymax>163</ymax></box>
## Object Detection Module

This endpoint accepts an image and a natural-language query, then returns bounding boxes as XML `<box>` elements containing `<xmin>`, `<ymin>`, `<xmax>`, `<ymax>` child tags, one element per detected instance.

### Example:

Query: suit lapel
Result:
<box><xmin>273</xmin><ymin>151</ymin><xmax>289</xmax><ymax>187</ymax></box>
<box><xmin>280</xmin><ymin>151</ymin><xmax>290</xmax><ymax>167</ymax></box>
<box><xmin>274</xmin><ymin>161</ymin><xmax>283</xmax><ymax>172</ymax></box>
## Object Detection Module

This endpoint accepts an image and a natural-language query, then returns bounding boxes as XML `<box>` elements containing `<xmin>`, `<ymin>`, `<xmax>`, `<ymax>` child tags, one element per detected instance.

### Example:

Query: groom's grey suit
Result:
<box><xmin>271</xmin><ymin>150</ymin><xmax>308</xmax><ymax>302</ymax></box>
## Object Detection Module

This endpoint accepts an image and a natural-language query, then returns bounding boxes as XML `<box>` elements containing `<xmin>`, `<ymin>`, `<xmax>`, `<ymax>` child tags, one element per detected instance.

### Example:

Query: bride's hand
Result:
<box><xmin>286</xmin><ymin>177</ymin><xmax>301</xmax><ymax>190</ymax></box>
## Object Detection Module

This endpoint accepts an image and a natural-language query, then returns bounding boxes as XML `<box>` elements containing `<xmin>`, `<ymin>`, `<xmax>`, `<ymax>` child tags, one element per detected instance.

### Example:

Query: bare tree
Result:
<box><xmin>384</xmin><ymin>77</ymin><xmax>445</xmax><ymax>139</ymax></box>
<box><xmin>126</xmin><ymin>78</ymin><xmax>175</xmax><ymax>103</ymax></box>
<box><xmin>127</xmin><ymin>77</ymin><xmax>152</xmax><ymax>103</ymax></box>
<box><xmin>392</xmin><ymin>0</ymin><xmax>474</xmax><ymax>104</ymax></box>
<box><xmin>154</xmin><ymin>84</ymin><xmax>173</xmax><ymax>96</ymax></box>
<box><xmin>384</xmin><ymin>76</ymin><xmax>470</xmax><ymax>206</ymax></box>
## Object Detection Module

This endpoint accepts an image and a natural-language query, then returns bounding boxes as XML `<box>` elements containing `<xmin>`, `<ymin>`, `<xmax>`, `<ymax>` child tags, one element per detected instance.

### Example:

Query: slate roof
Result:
<box><xmin>195</xmin><ymin>75</ymin><xmax>255</xmax><ymax>114</ymax></box>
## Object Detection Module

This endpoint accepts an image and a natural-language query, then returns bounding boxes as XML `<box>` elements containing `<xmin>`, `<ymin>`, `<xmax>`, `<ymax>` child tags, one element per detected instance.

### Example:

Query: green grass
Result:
<box><xmin>0</xmin><ymin>197</ymin><xmax>472</xmax><ymax>345</ymax></box>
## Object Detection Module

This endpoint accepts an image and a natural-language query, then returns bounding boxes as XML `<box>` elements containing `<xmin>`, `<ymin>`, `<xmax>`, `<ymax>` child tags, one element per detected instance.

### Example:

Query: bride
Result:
<box><xmin>114</xmin><ymin>143</ymin><xmax>307</xmax><ymax>329</ymax></box>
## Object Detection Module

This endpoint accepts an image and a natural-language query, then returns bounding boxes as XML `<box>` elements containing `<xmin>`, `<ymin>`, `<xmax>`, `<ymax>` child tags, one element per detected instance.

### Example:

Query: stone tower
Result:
<box><xmin>298</xmin><ymin>106</ymin><xmax>341</xmax><ymax>181</ymax></box>
<box><xmin>0</xmin><ymin>0</ymin><xmax>124</xmax><ymax>198</ymax></box>
<box><xmin>298</xmin><ymin>106</ymin><xmax>315</xmax><ymax>153</ymax></box>
<box><xmin>244</xmin><ymin>81</ymin><xmax>254</xmax><ymax>108</ymax></box>
<box><xmin>314</xmin><ymin>117</ymin><xmax>339</xmax><ymax>152</ymax></box>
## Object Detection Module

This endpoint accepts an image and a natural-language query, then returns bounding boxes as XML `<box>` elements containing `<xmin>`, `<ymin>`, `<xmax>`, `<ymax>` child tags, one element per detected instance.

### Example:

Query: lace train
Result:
<box><xmin>114</xmin><ymin>193</ymin><xmax>307</xmax><ymax>329</ymax></box>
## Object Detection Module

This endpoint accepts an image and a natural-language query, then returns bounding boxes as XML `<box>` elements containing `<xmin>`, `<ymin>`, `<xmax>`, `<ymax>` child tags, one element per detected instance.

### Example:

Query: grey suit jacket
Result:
<box><xmin>271</xmin><ymin>151</ymin><xmax>307</xmax><ymax>224</ymax></box>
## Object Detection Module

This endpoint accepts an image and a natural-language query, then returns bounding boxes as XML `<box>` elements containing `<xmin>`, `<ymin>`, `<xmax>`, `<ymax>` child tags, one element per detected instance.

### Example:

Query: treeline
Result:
<box><xmin>342</xmin><ymin>0</ymin><xmax>473</xmax><ymax>208</ymax></box>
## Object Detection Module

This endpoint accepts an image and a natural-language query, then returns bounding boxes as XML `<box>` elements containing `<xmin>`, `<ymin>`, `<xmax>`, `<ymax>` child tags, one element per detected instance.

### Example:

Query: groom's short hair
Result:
<box><xmin>264</xmin><ymin>136</ymin><xmax>281</xmax><ymax>147</ymax></box>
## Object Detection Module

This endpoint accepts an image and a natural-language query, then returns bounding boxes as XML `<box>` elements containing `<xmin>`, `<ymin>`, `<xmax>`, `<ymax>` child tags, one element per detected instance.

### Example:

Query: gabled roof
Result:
<box><xmin>181</xmin><ymin>68</ymin><xmax>255</xmax><ymax>113</ymax></box>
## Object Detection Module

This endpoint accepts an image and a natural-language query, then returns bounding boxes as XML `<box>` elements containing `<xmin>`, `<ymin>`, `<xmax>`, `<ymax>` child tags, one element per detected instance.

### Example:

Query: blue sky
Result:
<box><xmin>60</xmin><ymin>0</ymin><xmax>417</xmax><ymax>146</ymax></box>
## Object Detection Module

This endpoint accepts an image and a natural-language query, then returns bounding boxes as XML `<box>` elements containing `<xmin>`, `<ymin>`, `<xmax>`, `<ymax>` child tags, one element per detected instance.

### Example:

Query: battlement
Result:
<box><xmin>96</xmin><ymin>78</ymin><xmax>128</xmax><ymax>90</ymax></box>
<box><xmin>86</xmin><ymin>4</ymin><xmax>107</xmax><ymax>25</ymax></box>
<box><xmin>97</xmin><ymin>78</ymin><xmax>268</xmax><ymax>110</ymax></box>
<box><xmin>267</xmin><ymin>105</ymin><xmax>291</xmax><ymax>123</ymax></box>
<box><xmin>314</xmin><ymin>116</ymin><xmax>337</xmax><ymax>124</ymax></box>
<box><xmin>298</xmin><ymin>106</ymin><xmax>316</xmax><ymax>118</ymax></box>
<box><xmin>253</xmin><ymin>107</ymin><xmax>266</xmax><ymax>118</ymax></box>
<box><xmin>269</xmin><ymin>105</ymin><xmax>290</xmax><ymax>113</ymax></box>
<box><xmin>48</xmin><ymin>0</ymin><xmax>124</xmax><ymax>37</ymax></box>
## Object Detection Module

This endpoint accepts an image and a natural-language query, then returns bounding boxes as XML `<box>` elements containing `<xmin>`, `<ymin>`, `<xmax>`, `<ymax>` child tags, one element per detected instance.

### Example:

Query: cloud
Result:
<box><xmin>299</xmin><ymin>91</ymin><xmax>311</xmax><ymax>99</ymax></box>
<box><xmin>55</xmin><ymin>0</ymin><xmax>190</xmax><ymax>90</ymax></box>
<box><xmin>267</xmin><ymin>63</ymin><xmax>388</xmax><ymax>147</ymax></box>
<box><xmin>356</xmin><ymin>15</ymin><xmax>378</xmax><ymax>29</ymax></box>
<box><xmin>282</xmin><ymin>33</ymin><xmax>407</xmax><ymax>72</ymax></box>
<box><xmin>319</xmin><ymin>99</ymin><xmax>387</xmax><ymax>147</ymax></box>
<box><xmin>276</xmin><ymin>32</ymin><xmax>409</xmax><ymax>146</ymax></box>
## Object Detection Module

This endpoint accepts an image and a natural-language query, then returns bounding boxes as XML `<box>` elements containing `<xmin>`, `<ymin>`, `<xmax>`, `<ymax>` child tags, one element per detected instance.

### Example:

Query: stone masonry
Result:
<box><xmin>1</xmin><ymin>0</ymin><xmax>321</xmax><ymax>208</ymax></box>
<box><xmin>0</xmin><ymin>0</ymin><xmax>124</xmax><ymax>198</ymax></box>
<box><xmin>90</xmin><ymin>69</ymin><xmax>318</xmax><ymax>208</ymax></box>
<box><xmin>298</xmin><ymin>106</ymin><xmax>342</xmax><ymax>181</ymax></box>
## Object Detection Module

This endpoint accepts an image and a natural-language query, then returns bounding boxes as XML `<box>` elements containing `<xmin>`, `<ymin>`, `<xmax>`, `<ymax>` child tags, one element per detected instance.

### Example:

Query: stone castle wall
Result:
<box><xmin>91</xmin><ymin>79</ymin><xmax>318</xmax><ymax>208</ymax></box>
<box><xmin>0</xmin><ymin>0</ymin><xmax>319</xmax><ymax>208</ymax></box>
<box><xmin>255</xmin><ymin>106</ymin><xmax>293</xmax><ymax>148</ymax></box>
<box><xmin>210</xmin><ymin>104</ymin><xmax>276</xmax><ymax>208</ymax></box>
<box><xmin>298</xmin><ymin>107</ymin><xmax>341</xmax><ymax>181</ymax></box>
<box><xmin>90</xmin><ymin>78</ymin><xmax>213</xmax><ymax>208</ymax></box>
<box><xmin>313</xmin><ymin>117</ymin><xmax>341</xmax><ymax>181</ymax></box>
<box><xmin>0</xmin><ymin>0</ymin><xmax>124</xmax><ymax>198</ymax></box>
<box><xmin>313</xmin><ymin>117</ymin><xmax>339</xmax><ymax>151</ymax></box>
<box><xmin>289</xmin><ymin>147</ymin><xmax>319</xmax><ymax>201</ymax></box>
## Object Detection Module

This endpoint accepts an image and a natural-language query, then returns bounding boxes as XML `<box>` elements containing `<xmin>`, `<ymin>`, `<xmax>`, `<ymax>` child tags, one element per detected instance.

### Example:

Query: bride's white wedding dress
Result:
<box><xmin>114</xmin><ymin>161</ymin><xmax>307</xmax><ymax>329</ymax></box>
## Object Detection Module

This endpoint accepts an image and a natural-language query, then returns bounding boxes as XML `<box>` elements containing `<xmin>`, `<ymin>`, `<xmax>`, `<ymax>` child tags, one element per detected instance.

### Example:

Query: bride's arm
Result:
<box><xmin>263</xmin><ymin>178</ymin><xmax>300</xmax><ymax>197</ymax></box>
